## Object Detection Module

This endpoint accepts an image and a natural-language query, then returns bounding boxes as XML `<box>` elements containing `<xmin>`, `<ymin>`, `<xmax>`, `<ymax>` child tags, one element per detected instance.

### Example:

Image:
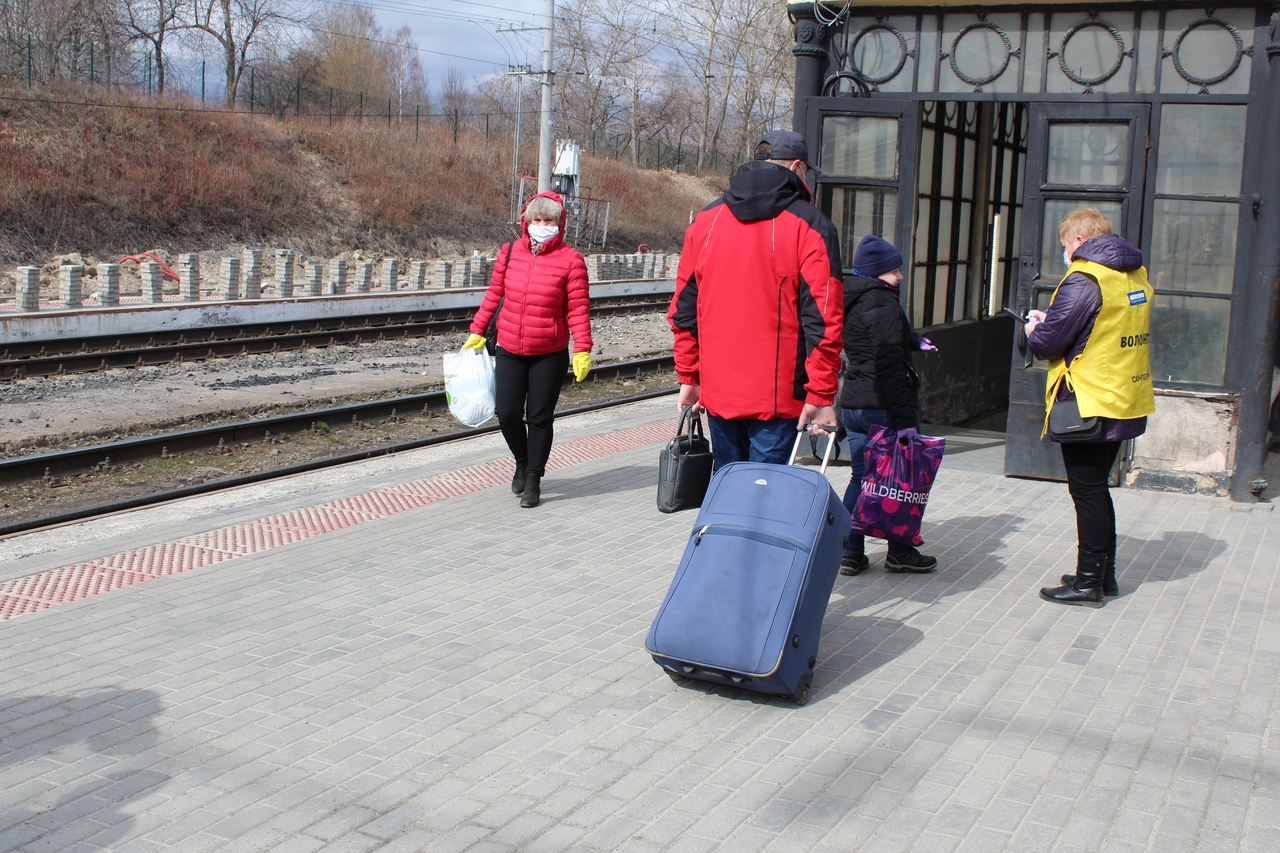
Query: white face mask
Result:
<box><xmin>1063</xmin><ymin>249</ymin><xmax>1073</xmax><ymax>267</ymax></box>
<box><xmin>529</xmin><ymin>224</ymin><xmax>559</xmax><ymax>242</ymax></box>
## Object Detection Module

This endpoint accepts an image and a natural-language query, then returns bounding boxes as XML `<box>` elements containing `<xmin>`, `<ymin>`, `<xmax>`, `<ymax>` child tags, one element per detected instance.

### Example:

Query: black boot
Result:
<box><xmin>1041</xmin><ymin>549</ymin><xmax>1107</xmax><ymax>607</ymax></box>
<box><xmin>1059</xmin><ymin>537</ymin><xmax>1119</xmax><ymax>596</ymax></box>
<box><xmin>511</xmin><ymin>461</ymin><xmax>528</xmax><ymax>495</ymax></box>
<box><xmin>520</xmin><ymin>473</ymin><xmax>541</xmax><ymax>508</ymax></box>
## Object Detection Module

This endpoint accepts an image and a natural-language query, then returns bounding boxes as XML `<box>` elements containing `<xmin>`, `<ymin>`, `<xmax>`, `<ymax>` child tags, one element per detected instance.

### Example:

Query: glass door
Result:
<box><xmin>805</xmin><ymin>98</ymin><xmax>920</xmax><ymax>272</ymax></box>
<box><xmin>1004</xmin><ymin>103</ymin><xmax>1149</xmax><ymax>480</ymax></box>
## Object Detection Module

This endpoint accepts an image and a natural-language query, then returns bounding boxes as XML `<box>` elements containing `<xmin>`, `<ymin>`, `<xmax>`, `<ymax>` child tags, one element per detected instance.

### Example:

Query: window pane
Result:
<box><xmin>1155</xmin><ymin>104</ymin><xmax>1246</xmax><ymax>197</ymax></box>
<box><xmin>1040</xmin><ymin>199</ymin><xmax>1122</xmax><ymax>274</ymax></box>
<box><xmin>1047</xmin><ymin>122</ymin><xmax>1129</xmax><ymax>186</ymax></box>
<box><xmin>830</xmin><ymin>186</ymin><xmax>898</xmax><ymax>267</ymax></box>
<box><xmin>1150</xmin><ymin>294</ymin><xmax>1229</xmax><ymax>385</ymax></box>
<box><xmin>1148</xmin><ymin>199</ymin><xmax>1238</xmax><ymax>294</ymax></box>
<box><xmin>821</xmin><ymin>116</ymin><xmax>899</xmax><ymax>179</ymax></box>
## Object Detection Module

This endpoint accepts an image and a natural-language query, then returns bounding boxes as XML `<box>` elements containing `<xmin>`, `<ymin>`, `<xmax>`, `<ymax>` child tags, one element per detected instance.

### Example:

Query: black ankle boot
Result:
<box><xmin>512</xmin><ymin>461</ymin><xmax>528</xmax><ymax>495</ymax></box>
<box><xmin>1059</xmin><ymin>538</ymin><xmax>1119</xmax><ymax>596</ymax></box>
<box><xmin>520</xmin><ymin>473</ymin><xmax>541</xmax><ymax>508</ymax></box>
<box><xmin>1041</xmin><ymin>548</ymin><xmax>1107</xmax><ymax>607</ymax></box>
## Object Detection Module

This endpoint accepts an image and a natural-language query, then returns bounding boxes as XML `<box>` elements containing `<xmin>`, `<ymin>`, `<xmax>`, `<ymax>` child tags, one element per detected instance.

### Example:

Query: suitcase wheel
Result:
<box><xmin>793</xmin><ymin>675</ymin><xmax>813</xmax><ymax>706</ymax></box>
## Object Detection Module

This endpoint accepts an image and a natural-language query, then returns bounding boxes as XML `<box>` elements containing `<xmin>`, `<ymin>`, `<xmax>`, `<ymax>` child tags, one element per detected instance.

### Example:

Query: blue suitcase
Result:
<box><xmin>646</xmin><ymin>433</ymin><xmax>849</xmax><ymax>704</ymax></box>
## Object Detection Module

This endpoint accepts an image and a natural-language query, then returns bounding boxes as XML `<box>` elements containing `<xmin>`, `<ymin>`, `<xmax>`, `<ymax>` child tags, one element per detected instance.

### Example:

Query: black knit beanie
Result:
<box><xmin>853</xmin><ymin>235</ymin><xmax>904</xmax><ymax>278</ymax></box>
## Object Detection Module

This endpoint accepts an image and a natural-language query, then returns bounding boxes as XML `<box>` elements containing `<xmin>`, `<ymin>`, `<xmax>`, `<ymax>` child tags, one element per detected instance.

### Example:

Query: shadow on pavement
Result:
<box><xmin>1117</xmin><ymin>529</ymin><xmax>1228</xmax><ymax>595</ymax></box>
<box><xmin>0</xmin><ymin>688</ymin><xmax>166</xmax><ymax>849</ymax></box>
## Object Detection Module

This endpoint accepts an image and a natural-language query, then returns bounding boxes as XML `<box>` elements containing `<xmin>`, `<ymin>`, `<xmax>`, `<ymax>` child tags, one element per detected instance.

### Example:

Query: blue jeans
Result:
<box><xmin>706</xmin><ymin>415</ymin><xmax>798</xmax><ymax>470</ymax></box>
<box><xmin>841</xmin><ymin>408</ymin><xmax>920</xmax><ymax>558</ymax></box>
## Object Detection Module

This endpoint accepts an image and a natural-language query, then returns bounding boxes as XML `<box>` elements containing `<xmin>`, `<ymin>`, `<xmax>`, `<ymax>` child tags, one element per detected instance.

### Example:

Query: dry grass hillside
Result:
<box><xmin>0</xmin><ymin>81</ymin><xmax>724</xmax><ymax>273</ymax></box>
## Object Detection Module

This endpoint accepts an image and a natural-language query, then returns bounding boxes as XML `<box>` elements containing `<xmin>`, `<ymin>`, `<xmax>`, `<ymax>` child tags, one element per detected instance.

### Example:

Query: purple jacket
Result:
<box><xmin>1028</xmin><ymin>234</ymin><xmax>1148</xmax><ymax>442</ymax></box>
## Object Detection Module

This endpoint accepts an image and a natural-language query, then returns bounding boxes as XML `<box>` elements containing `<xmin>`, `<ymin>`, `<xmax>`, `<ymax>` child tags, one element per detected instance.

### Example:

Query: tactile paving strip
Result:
<box><xmin>0</xmin><ymin>418</ymin><xmax>675</xmax><ymax>619</ymax></box>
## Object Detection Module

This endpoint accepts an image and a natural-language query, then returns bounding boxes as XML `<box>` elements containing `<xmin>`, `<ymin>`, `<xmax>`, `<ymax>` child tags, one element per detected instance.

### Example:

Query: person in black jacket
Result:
<box><xmin>838</xmin><ymin>235</ymin><xmax>938</xmax><ymax>576</ymax></box>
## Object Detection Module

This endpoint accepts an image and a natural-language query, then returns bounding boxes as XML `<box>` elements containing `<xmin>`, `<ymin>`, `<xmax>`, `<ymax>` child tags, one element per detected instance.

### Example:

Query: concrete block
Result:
<box><xmin>381</xmin><ymin>259</ymin><xmax>400</xmax><ymax>291</ymax></box>
<box><xmin>434</xmin><ymin>260</ymin><xmax>453</xmax><ymax>288</ymax></box>
<box><xmin>243</xmin><ymin>248</ymin><xmax>263</xmax><ymax>299</ymax></box>
<box><xmin>97</xmin><ymin>263</ymin><xmax>120</xmax><ymax>307</ymax></box>
<box><xmin>328</xmin><ymin>259</ymin><xmax>347</xmax><ymax>295</ymax></box>
<box><xmin>179</xmin><ymin>254</ymin><xmax>200</xmax><ymax>301</ymax></box>
<box><xmin>275</xmin><ymin>250</ymin><xmax>294</xmax><ymax>297</ymax></box>
<box><xmin>1129</xmin><ymin>391</ymin><xmax>1237</xmax><ymax>495</ymax></box>
<box><xmin>456</xmin><ymin>259</ymin><xmax>472</xmax><ymax>290</ymax></box>
<box><xmin>409</xmin><ymin>260</ymin><xmax>428</xmax><ymax>290</ymax></box>
<box><xmin>16</xmin><ymin>266</ymin><xmax>40</xmax><ymax>312</ymax></box>
<box><xmin>355</xmin><ymin>261</ymin><xmax>374</xmax><ymax>293</ymax></box>
<box><xmin>141</xmin><ymin>261</ymin><xmax>165</xmax><ymax>303</ymax></box>
<box><xmin>305</xmin><ymin>260</ymin><xmax>323</xmax><ymax>296</ymax></box>
<box><xmin>219</xmin><ymin>256</ymin><xmax>241</xmax><ymax>301</ymax></box>
<box><xmin>60</xmin><ymin>265</ymin><xmax>83</xmax><ymax>307</ymax></box>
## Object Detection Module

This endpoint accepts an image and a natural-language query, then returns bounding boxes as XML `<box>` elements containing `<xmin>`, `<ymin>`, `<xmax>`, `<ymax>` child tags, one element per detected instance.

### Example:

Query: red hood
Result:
<box><xmin>521</xmin><ymin>190</ymin><xmax>567</xmax><ymax>250</ymax></box>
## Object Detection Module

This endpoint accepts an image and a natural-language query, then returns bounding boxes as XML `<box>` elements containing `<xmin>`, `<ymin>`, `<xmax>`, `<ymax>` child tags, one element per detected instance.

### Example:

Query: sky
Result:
<box><xmin>356</xmin><ymin>0</ymin><xmax>552</xmax><ymax>90</ymax></box>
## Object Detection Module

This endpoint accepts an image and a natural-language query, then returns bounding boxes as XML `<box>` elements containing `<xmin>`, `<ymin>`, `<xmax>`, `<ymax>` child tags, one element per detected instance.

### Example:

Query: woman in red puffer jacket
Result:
<box><xmin>464</xmin><ymin>191</ymin><xmax>593</xmax><ymax>508</ymax></box>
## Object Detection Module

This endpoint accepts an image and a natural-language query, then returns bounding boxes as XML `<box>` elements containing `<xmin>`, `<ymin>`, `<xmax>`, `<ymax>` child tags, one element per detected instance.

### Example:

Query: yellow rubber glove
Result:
<box><xmin>461</xmin><ymin>334</ymin><xmax>486</xmax><ymax>351</ymax></box>
<box><xmin>572</xmin><ymin>351</ymin><xmax>592</xmax><ymax>382</ymax></box>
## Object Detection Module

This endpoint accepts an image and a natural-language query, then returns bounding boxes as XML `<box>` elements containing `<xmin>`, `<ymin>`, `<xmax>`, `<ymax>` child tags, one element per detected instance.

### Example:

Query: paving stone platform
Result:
<box><xmin>0</xmin><ymin>397</ymin><xmax>1276</xmax><ymax>852</ymax></box>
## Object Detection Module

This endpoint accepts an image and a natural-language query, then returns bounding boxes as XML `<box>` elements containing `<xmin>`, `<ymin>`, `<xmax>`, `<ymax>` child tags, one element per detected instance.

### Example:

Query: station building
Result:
<box><xmin>787</xmin><ymin>0</ymin><xmax>1280</xmax><ymax>499</ymax></box>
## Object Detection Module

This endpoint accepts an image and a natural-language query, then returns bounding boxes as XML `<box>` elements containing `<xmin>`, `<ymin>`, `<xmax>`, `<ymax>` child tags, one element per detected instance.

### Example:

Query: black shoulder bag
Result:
<box><xmin>483</xmin><ymin>241</ymin><xmax>516</xmax><ymax>355</ymax></box>
<box><xmin>656</xmin><ymin>407</ymin><xmax>714</xmax><ymax>513</ymax></box>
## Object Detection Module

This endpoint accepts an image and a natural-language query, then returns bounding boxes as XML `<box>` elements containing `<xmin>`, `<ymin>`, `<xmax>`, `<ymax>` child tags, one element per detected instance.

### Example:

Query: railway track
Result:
<box><xmin>0</xmin><ymin>290</ymin><xmax>671</xmax><ymax>379</ymax></box>
<box><xmin>0</xmin><ymin>355</ymin><xmax>678</xmax><ymax>537</ymax></box>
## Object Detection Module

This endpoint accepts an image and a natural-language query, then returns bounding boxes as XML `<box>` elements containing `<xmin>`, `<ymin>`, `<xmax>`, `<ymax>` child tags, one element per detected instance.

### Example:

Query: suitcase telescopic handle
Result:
<box><xmin>787</xmin><ymin>425</ymin><xmax>838</xmax><ymax>474</ymax></box>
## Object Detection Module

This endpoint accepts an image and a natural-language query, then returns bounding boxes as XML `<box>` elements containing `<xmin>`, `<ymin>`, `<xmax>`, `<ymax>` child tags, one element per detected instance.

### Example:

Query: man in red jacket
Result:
<box><xmin>668</xmin><ymin>130</ymin><xmax>844</xmax><ymax>468</ymax></box>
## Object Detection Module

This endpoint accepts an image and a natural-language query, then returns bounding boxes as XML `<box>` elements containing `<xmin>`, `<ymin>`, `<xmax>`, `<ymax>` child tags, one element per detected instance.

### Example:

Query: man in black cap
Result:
<box><xmin>667</xmin><ymin>130</ymin><xmax>844</xmax><ymax>468</ymax></box>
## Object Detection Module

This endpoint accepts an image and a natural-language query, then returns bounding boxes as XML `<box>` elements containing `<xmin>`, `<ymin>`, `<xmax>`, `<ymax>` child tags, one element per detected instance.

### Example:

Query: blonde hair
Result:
<box><xmin>524</xmin><ymin>196</ymin><xmax>562</xmax><ymax>224</ymax></box>
<box><xmin>1058</xmin><ymin>208</ymin><xmax>1113</xmax><ymax>243</ymax></box>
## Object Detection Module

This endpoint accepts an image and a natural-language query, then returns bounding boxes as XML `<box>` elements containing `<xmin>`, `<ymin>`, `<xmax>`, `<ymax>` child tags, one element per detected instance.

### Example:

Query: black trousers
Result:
<box><xmin>495</xmin><ymin>348</ymin><xmax>568</xmax><ymax>476</ymax></box>
<box><xmin>1060</xmin><ymin>440</ymin><xmax>1121</xmax><ymax>555</ymax></box>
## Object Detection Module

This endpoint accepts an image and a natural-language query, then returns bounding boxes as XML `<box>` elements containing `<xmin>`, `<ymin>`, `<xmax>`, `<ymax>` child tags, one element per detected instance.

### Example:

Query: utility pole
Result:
<box><xmin>506</xmin><ymin>65</ymin><xmax>532</xmax><ymax>224</ymax></box>
<box><xmin>538</xmin><ymin>0</ymin><xmax>555</xmax><ymax>192</ymax></box>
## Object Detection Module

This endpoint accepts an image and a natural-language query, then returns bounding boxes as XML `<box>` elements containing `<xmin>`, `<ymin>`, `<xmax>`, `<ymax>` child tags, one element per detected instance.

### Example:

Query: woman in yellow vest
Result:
<box><xmin>1024</xmin><ymin>208</ymin><xmax>1155</xmax><ymax>607</ymax></box>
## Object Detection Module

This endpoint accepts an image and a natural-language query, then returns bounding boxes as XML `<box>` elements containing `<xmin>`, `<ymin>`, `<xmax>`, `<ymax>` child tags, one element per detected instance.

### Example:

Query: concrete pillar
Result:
<box><xmin>328</xmin><ymin>258</ymin><xmax>347</xmax><ymax>295</ymax></box>
<box><xmin>141</xmin><ymin>261</ymin><xmax>165</xmax><ymax>303</ymax></box>
<box><xmin>434</xmin><ymin>260</ymin><xmax>453</xmax><ymax>288</ymax></box>
<box><xmin>470</xmin><ymin>259</ymin><xmax>489</xmax><ymax>288</ymax></box>
<box><xmin>179</xmin><ymin>254</ymin><xmax>200</xmax><ymax>301</ymax></box>
<box><xmin>409</xmin><ymin>260</ymin><xmax>428</xmax><ymax>290</ymax></box>
<box><xmin>219</xmin><ymin>257</ymin><xmax>241</xmax><ymax>301</ymax></box>
<box><xmin>381</xmin><ymin>258</ymin><xmax>400</xmax><ymax>291</ymax></box>
<box><xmin>355</xmin><ymin>261</ymin><xmax>374</xmax><ymax>293</ymax></box>
<box><xmin>456</xmin><ymin>259</ymin><xmax>472</xmax><ymax>289</ymax></box>
<box><xmin>305</xmin><ymin>260</ymin><xmax>323</xmax><ymax>296</ymax></box>
<box><xmin>60</xmin><ymin>265</ymin><xmax>83</xmax><ymax>307</ymax></box>
<box><xmin>243</xmin><ymin>248</ymin><xmax>263</xmax><ymax>299</ymax></box>
<box><xmin>275</xmin><ymin>250</ymin><xmax>294</xmax><ymax>297</ymax></box>
<box><xmin>15</xmin><ymin>266</ymin><xmax>39</xmax><ymax>312</ymax></box>
<box><xmin>97</xmin><ymin>263</ymin><xmax>120</xmax><ymax>307</ymax></box>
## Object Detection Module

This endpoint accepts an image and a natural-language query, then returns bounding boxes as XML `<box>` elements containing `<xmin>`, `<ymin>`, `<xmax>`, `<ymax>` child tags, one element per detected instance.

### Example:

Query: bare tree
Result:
<box><xmin>438</xmin><ymin>66</ymin><xmax>470</xmax><ymax>124</ymax></box>
<box><xmin>122</xmin><ymin>0</ymin><xmax>180</xmax><ymax>94</ymax></box>
<box><xmin>383</xmin><ymin>25</ymin><xmax>428</xmax><ymax>119</ymax></box>
<box><xmin>182</xmin><ymin>0</ymin><xmax>298</xmax><ymax>106</ymax></box>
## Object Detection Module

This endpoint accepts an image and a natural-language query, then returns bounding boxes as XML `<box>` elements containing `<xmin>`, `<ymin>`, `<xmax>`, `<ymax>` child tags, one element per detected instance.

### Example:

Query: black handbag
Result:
<box><xmin>1049</xmin><ymin>394</ymin><xmax>1104</xmax><ymax>442</ymax></box>
<box><xmin>656</xmin><ymin>408</ymin><xmax>714</xmax><ymax>513</ymax></box>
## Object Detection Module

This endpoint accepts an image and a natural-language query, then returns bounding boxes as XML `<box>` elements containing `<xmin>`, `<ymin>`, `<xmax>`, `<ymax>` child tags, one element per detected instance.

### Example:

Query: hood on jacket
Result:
<box><xmin>520</xmin><ymin>190</ymin><xmax>567</xmax><ymax>249</ymax></box>
<box><xmin>722</xmin><ymin>161</ymin><xmax>812</xmax><ymax>223</ymax></box>
<box><xmin>1074</xmin><ymin>233</ymin><xmax>1143</xmax><ymax>272</ymax></box>
<box><xmin>844</xmin><ymin>272</ymin><xmax>899</xmax><ymax>302</ymax></box>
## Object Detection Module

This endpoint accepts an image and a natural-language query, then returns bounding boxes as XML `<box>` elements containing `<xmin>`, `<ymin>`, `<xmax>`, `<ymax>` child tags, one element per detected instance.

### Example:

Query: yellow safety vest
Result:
<box><xmin>1043</xmin><ymin>259</ymin><xmax>1155</xmax><ymax>436</ymax></box>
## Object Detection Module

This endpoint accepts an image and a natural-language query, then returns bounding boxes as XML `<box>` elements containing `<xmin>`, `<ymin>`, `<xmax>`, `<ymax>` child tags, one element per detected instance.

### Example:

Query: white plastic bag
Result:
<box><xmin>443</xmin><ymin>349</ymin><xmax>496</xmax><ymax>427</ymax></box>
